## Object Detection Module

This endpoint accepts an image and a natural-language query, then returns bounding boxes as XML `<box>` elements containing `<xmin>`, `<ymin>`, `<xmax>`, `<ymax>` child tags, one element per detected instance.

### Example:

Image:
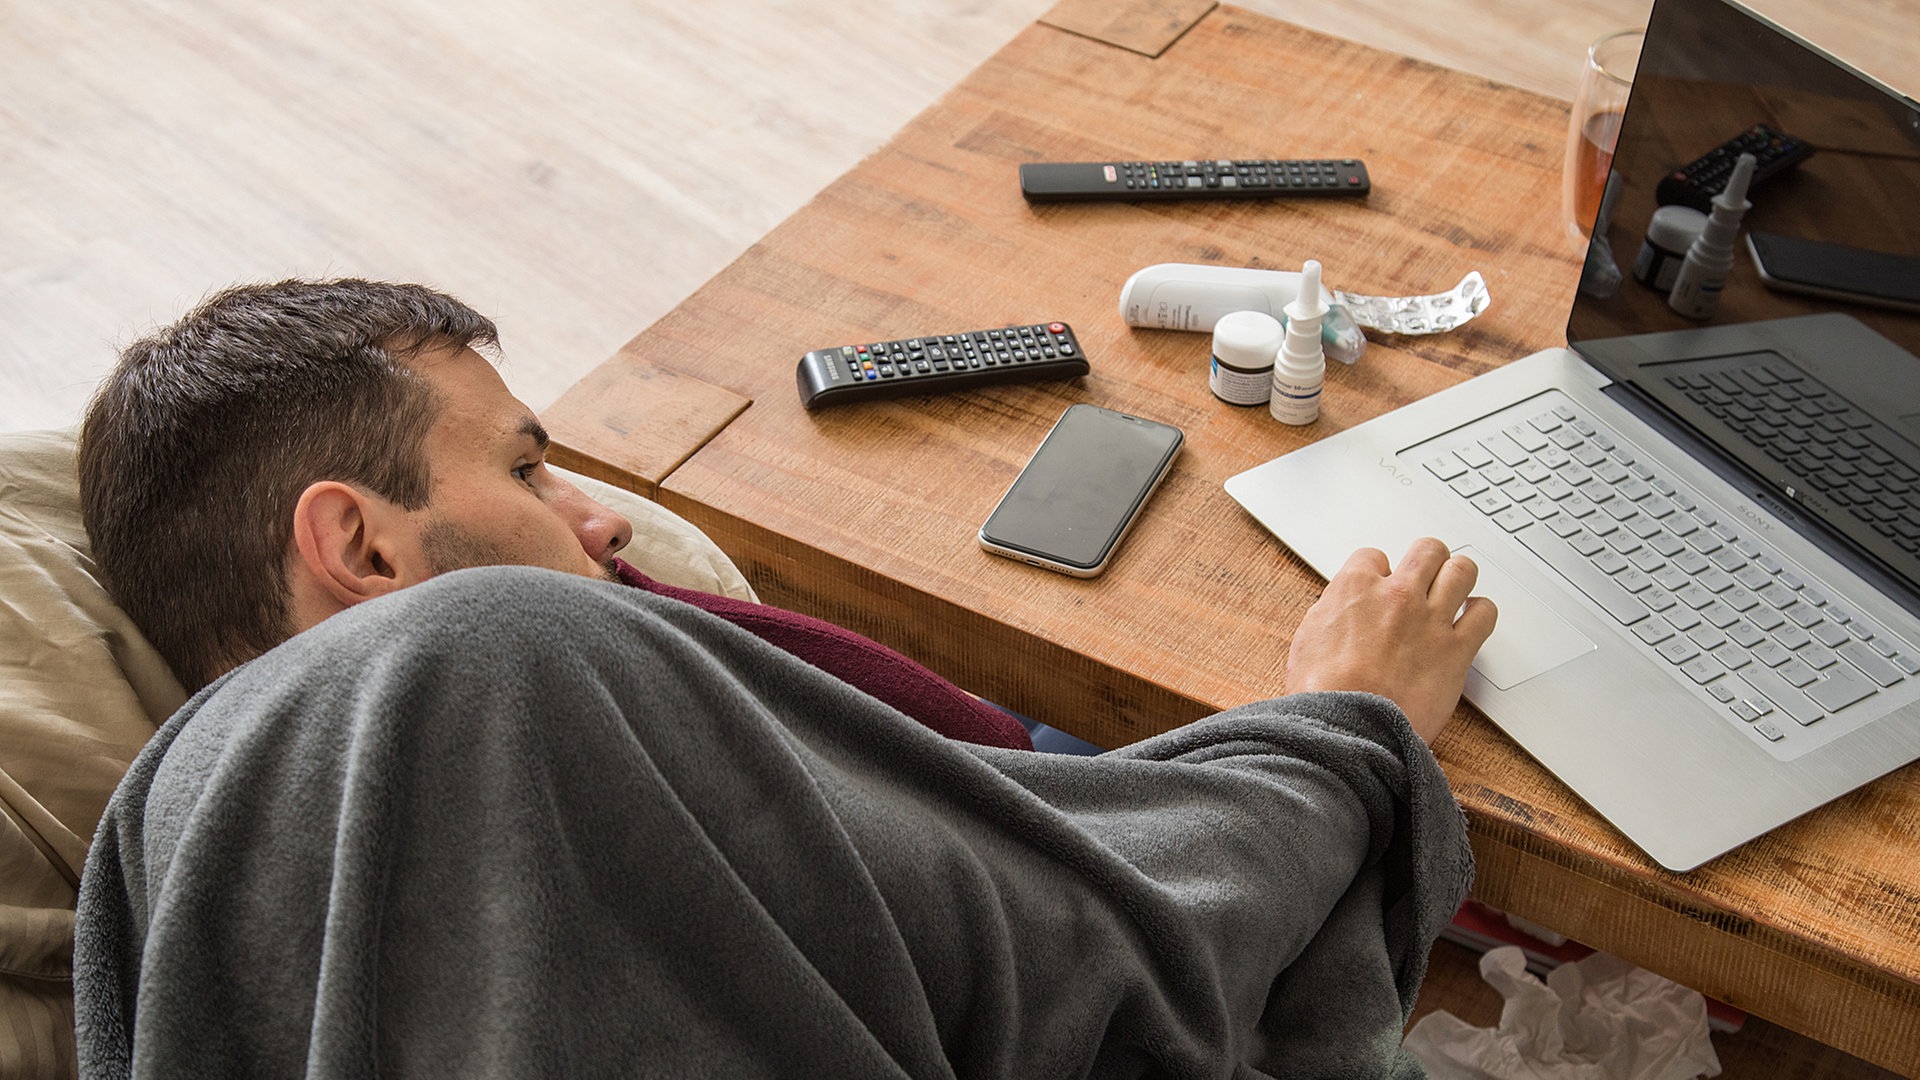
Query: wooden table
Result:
<box><xmin>544</xmin><ymin>3</ymin><xmax>1920</xmax><ymax>1071</ymax></box>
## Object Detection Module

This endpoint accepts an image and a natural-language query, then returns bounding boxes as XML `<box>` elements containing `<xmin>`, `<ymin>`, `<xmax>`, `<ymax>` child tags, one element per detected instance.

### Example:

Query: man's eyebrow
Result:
<box><xmin>519</xmin><ymin>415</ymin><xmax>551</xmax><ymax>452</ymax></box>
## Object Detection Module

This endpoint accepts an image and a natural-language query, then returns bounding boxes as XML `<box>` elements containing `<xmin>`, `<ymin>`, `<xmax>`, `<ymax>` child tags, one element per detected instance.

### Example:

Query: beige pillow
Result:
<box><xmin>560</xmin><ymin>467</ymin><xmax>758</xmax><ymax>603</ymax></box>
<box><xmin>0</xmin><ymin>429</ymin><xmax>185</xmax><ymax>1080</ymax></box>
<box><xmin>0</xmin><ymin>429</ymin><xmax>753</xmax><ymax>1079</ymax></box>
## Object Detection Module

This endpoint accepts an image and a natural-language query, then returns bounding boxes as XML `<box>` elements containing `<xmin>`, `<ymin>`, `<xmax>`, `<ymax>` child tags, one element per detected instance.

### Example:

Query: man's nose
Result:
<box><xmin>556</xmin><ymin>480</ymin><xmax>632</xmax><ymax>563</ymax></box>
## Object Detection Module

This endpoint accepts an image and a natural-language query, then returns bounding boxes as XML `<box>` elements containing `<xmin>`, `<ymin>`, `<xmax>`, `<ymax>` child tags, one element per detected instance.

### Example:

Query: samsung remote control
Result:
<box><xmin>1019</xmin><ymin>159</ymin><xmax>1369</xmax><ymax>202</ymax></box>
<box><xmin>1655</xmin><ymin>124</ymin><xmax>1812</xmax><ymax>211</ymax></box>
<box><xmin>796</xmin><ymin>322</ymin><xmax>1088</xmax><ymax>410</ymax></box>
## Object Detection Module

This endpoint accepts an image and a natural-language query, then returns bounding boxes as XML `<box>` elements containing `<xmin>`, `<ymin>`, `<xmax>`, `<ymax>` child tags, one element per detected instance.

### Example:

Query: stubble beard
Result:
<box><xmin>420</xmin><ymin>516</ymin><xmax>620</xmax><ymax>583</ymax></box>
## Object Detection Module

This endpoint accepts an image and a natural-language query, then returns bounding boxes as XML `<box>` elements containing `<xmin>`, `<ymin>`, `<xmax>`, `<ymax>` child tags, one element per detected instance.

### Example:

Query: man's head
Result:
<box><xmin>78</xmin><ymin>279</ymin><xmax>631</xmax><ymax>690</ymax></box>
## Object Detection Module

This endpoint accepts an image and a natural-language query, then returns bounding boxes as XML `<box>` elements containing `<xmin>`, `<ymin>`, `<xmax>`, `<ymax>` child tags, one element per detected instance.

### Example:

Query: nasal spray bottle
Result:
<box><xmin>1271</xmin><ymin>260</ymin><xmax>1327</xmax><ymax>425</ymax></box>
<box><xmin>1667</xmin><ymin>152</ymin><xmax>1756</xmax><ymax>320</ymax></box>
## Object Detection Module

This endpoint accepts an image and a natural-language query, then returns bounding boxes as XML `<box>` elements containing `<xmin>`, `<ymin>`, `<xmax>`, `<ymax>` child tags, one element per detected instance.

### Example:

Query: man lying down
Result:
<box><xmin>72</xmin><ymin>279</ymin><xmax>1495</xmax><ymax>1077</ymax></box>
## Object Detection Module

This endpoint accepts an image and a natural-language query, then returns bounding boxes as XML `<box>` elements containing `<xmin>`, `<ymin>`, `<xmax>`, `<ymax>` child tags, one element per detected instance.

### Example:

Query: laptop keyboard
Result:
<box><xmin>1424</xmin><ymin>398</ymin><xmax>1919</xmax><ymax>748</ymax></box>
<box><xmin>1664</xmin><ymin>363</ymin><xmax>1920</xmax><ymax>557</ymax></box>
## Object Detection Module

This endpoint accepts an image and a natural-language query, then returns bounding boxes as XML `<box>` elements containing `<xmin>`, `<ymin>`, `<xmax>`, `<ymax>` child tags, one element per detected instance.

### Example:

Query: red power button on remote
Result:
<box><xmin>1048</xmin><ymin>322</ymin><xmax>1066</xmax><ymax>333</ymax></box>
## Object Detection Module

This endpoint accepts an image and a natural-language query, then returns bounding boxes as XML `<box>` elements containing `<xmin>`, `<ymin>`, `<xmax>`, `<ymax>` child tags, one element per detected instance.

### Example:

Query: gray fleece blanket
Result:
<box><xmin>74</xmin><ymin>566</ymin><xmax>1470</xmax><ymax>1077</ymax></box>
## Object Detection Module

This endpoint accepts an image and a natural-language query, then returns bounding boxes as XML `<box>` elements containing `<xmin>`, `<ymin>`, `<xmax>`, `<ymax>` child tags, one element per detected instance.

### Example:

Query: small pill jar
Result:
<box><xmin>1633</xmin><ymin>205</ymin><xmax>1708</xmax><ymax>292</ymax></box>
<box><xmin>1209</xmin><ymin>310</ymin><xmax>1283</xmax><ymax>406</ymax></box>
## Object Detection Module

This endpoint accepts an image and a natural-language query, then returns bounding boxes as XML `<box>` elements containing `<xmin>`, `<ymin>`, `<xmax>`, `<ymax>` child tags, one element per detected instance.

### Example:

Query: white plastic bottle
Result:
<box><xmin>1271</xmin><ymin>260</ymin><xmax>1327</xmax><ymax>425</ymax></box>
<box><xmin>1633</xmin><ymin>205</ymin><xmax>1708</xmax><ymax>292</ymax></box>
<box><xmin>1118</xmin><ymin>263</ymin><xmax>1312</xmax><ymax>331</ymax></box>
<box><xmin>1209</xmin><ymin>310</ymin><xmax>1282</xmax><ymax>406</ymax></box>
<box><xmin>1115</xmin><ymin>262</ymin><xmax>1367</xmax><ymax>364</ymax></box>
<box><xmin>1667</xmin><ymin>152</ymin><xmax>1756</xmax><ymax>319</ymax></box>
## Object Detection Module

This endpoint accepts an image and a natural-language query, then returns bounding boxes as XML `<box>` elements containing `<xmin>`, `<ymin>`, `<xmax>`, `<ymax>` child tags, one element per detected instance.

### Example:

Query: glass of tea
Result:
<box><xmin>1563</xmin><ymin>28</ymin><xmax>1642</xmax><ymax>245</ymax></box>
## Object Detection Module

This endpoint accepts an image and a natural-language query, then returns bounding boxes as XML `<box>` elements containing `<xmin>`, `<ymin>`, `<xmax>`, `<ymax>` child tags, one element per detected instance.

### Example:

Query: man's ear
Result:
<box><xmin>289</xmin><ymin>481</ymin><xmax>421</xmax><ymax>608</ymax></box>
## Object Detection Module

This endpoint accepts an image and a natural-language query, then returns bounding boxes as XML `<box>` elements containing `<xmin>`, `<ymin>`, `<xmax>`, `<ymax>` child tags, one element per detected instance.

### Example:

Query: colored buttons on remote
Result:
<box><xmin>796</xmin><ymin>322</ymin><xmax>1089</xmax><ymax>410</ymax></box>
<box><xmin>1019</xmin><ymin>159</ymin><xmax>1369</xmax><ymax>202</ymax></box>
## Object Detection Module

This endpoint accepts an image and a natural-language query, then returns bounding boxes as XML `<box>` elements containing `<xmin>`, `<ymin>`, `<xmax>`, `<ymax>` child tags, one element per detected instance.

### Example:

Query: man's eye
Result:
<box><xmin>512</xmin><ymin>463</ymin><xmax>539</xmax><ymax>485</ymax></box>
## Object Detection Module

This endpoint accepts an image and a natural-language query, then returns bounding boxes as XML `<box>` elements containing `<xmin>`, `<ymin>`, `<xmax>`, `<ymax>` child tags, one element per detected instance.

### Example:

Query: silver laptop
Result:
<box><xmin>1226</xmin><ymin>0</ymin><xmax>1920</xmax><ymax>870</ymax></box>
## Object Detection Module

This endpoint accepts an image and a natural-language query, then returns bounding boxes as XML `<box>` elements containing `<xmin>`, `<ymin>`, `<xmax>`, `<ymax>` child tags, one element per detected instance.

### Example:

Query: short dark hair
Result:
<box><xmin>77</xmin><ymin>279</ymin><xmax>499</xmax><ymax>689</ymax></box>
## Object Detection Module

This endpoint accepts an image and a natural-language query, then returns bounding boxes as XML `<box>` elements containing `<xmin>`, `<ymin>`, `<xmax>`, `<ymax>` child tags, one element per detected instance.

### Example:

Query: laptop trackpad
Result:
<box><xmin>1454</xmin><ymin>546</ymin><xmax>1596</xmax><ymax>690</ymax></box>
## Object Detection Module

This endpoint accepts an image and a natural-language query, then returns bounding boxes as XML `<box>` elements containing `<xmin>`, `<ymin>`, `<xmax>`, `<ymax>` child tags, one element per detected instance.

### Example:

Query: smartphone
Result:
<box><xmin>1746</xmin><ymin>231</ymin><xmax>1920</xmax><ymax>314</ymax></box>
<box><xmin>979</xmin><ymin>403</ymin><xmax>1184</xmax><ymax>578</ymax></box>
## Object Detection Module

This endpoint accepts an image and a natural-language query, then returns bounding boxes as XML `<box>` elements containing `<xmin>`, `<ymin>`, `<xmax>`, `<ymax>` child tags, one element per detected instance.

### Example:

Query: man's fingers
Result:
<box><xmin>1394</xmin><ymin>537</ymin><xmax>1453</xmax><ymax>590</ymax></box>
<box><xmin>1431</xmin><ymin>553</ymin><xmax>1480</xmax><ymax>610</ymax></box>
<box><xmin>1455</xmin><ymin>595</ymin><xmax>1499</xmax><ymax>648</ymax></box>
<box><xmin>1338</xmin><ymin>546</ymin><xmax>1392</xmax><ymax>579</ymax></box>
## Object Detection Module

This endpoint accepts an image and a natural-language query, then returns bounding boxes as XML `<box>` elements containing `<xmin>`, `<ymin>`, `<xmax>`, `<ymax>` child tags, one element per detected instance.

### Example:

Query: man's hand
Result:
<box><xmin>1285</xmin><ymin>539</ymin><xmax>1498</xmax><ymax>743</ymax></box>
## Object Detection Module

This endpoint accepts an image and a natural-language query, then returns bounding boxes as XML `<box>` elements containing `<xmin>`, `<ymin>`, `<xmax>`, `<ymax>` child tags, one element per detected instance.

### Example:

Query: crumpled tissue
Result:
<box><xmin>1403</xmin><ymin>946</ymin><xmax>1722</xmax><ymax>1080</ymax></box>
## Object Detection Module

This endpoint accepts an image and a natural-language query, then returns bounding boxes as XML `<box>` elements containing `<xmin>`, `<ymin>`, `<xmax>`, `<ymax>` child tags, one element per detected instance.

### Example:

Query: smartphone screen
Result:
<box><xmin>979</xmin><ymin>404</ymin><xmax>1184</xmax><ymax>576</ymax></box>
<box><xmin>1747</xmin><ymin>231</ymin><xmax>1920</xmax><ymax>313</ymax></box>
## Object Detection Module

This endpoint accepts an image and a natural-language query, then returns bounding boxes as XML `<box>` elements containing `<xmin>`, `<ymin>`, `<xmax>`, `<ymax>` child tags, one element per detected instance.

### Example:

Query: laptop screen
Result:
<box><xmin>1566</xmin><ymin>0</ymin><xmax>1920</xmax><ymax>598</ymax></box>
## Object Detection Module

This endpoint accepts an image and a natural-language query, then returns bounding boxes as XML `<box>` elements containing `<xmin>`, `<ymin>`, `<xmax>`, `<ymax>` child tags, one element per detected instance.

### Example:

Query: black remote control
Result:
<box><xmin>1019</xmin><ymin>159</ymin><xmax>1369</xmax><ymax>202</ymax></box>
<box><xmin>796</xmin><ymin>322</ymin><xmax>1088</xmax><ymax>410</ymax></box>
<box><xmin>1654</xmin><ymin>124</ymin><xmax>1813</xmax><ymax>211</ymax></box>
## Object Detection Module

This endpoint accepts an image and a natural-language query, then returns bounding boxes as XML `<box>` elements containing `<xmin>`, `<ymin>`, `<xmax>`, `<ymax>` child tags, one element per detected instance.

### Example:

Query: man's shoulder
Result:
<box><xmin>306</xmin><ymin>566</ymin><xmax>658</xmax><ymax>647</ymax></box>
<box><xmin>130</xmin><ymin>570</ymin><xmax>658</xmax><ymax>814</ymax></box>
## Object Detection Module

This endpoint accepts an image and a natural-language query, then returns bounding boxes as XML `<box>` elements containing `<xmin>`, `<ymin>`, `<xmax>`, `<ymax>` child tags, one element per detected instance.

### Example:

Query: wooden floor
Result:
<box><xmin>2</xmin><ymin>0</ymin><xmax>1913</xmax><ymax>1071</ymax></box>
